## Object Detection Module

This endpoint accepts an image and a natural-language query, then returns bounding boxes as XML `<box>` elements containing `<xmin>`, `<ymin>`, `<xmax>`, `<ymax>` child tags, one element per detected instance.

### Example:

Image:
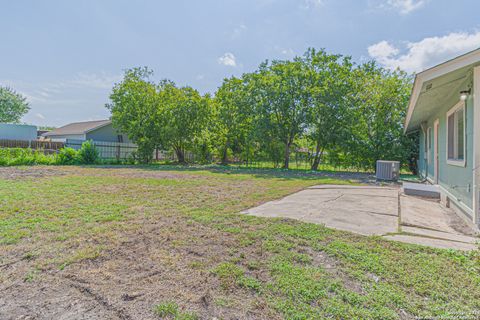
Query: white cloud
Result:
<box><xmin>301</xmin><ymin>0</ymin><xmax>324</xmax><ymax>9</ymax></box>
<box><xmin>1</xmin><ymin>72</ymin><xmax>121</xmax><ymax>107</ymax></box>
<box><xmin>368</xmin><ymin>40</ymin><xmax>399</xmax><ymax>60</ymax></box>
<box><xmin>36</xmin><ymin>90</ymin><xmax>50</xmax><ymax>98</ymax></box>
<box><xmin>230</xmin><ymin>24</ymin><xmax>247</xmax><ymax>39</ymax></box>
<box><xmin>281</xmin><ymin>48</ymin><xmax>295</xmax><ymax>56</ymax></box>
<box><xmin>387</xmin><ymin>0</ymin><xmax>427</xmax><ymax>14</ymax></box>
<box><xmin>35</xmin><ymin>113</ymin><xmax>45</xmax><ymax>120</ymax></box>
<box><xmin>218</xmin><ymin>52</ymin><xmax>237</xmax><ymax>67</ymax></box>
<box><xmin>71</xmin><ymin>72</ymin><xmax>122</xmax><ymax>89</ymax></box>
<box><xmin>368</xmin><ymin>31</ymin><xmax>480</xmax><ymax>73</ymax></box>
<box><xmin>371</xmin><ymin>0</ymin><xmax>428</xmax><ymax>15</ymax></box>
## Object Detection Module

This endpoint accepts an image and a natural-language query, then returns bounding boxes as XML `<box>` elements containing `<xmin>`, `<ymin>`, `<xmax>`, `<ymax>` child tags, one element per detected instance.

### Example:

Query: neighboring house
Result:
<box><xmin>405</xmin><ymin>48</ymin><xmax>480</xmax><ymax>228</ymax></box>
<box><xmin>37</xmin><ymin>130</ymin><xmax>50</xmax><ymax>139</ymax></box>
<box><xmin>0</xmin><ymin>123</ymin><xmax>37</xmax><ymax>141</ymax></box>
<box><xmin>43</xmin><ymin>119</ymin><xmax>130</xmax><ymax>143</ymax></box>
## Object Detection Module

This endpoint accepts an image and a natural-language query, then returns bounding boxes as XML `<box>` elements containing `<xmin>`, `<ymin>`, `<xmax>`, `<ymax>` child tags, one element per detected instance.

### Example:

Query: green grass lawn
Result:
<box><xmin>0</xmin><ymin>165</ymin><xmax>479</xmax><ymax>319</ymax></box>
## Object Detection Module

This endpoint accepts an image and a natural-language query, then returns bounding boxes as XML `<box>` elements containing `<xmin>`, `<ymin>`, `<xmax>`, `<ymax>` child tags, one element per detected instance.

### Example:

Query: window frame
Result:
<box><xmin>446</xmin><ymin>100</ymin><xmax>466</xmax><ymax>167</ymax></box>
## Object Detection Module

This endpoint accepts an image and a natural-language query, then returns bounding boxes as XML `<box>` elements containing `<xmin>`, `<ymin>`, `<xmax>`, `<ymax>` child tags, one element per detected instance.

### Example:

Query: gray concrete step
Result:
<box><xmin>402</xmin><ymin>182</ymin><xmax>440</xmax><ymax>199</ymax></box>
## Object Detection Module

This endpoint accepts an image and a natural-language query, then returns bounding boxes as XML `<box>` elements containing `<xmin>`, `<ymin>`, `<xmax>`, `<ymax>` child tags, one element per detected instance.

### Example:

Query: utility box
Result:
<box><xmin>376</xmin><ymin>160</ymin><xmax>400</xmax><ymax>181</ymax></box>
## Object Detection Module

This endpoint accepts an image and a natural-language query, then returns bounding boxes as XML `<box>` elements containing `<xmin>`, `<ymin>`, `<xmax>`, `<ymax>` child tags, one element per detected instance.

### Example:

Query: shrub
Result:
<box><xmin>77</xmin><ymin>140</ymin><xmax>99</xmax><ymax>164</ymax></box>
<box><xmin>0</xmin><ymin>149</ymin><xmax>7</xmax><ymax>166</ymax></box>
<box><xmin>136</xmin><ymin>141</ymin><xmax>155</xmax><ymax>164</ymax></box>
<box><xmin>0</xmin><ymin>148</ymin><xmax>56</xmax><ymax>166</ymax></box>
<box><xmin>57</xmin><ymin>148</ymin><xmax>78</xmax><ymax>165</ymax></box>
<box><xmin>32</xmin><ymin>149</ymin><xmax>56</xmax><ymax>165</ymax></box>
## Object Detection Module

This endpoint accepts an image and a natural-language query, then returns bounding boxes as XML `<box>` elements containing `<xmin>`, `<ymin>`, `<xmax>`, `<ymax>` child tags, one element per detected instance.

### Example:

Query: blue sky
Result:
<box><xmin>2</xmin><ymin>0</ymin><xmax>480</xmax><ymax>127</ymax></box>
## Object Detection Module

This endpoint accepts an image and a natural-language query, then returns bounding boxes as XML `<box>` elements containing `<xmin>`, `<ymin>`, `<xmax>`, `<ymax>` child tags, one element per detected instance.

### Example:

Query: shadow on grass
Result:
<box><xmin>87</xmin><ymin>163</ymin><xmax>383</xmax><ymax>181</ymax></box>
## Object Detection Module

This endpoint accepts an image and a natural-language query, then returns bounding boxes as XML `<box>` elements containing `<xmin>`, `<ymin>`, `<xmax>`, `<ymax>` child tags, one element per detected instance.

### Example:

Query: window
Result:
<box><xmin>446</xmin><ymin>101</ymin><xmax>466</xmax><ymax>166</ymax></box>
<box><xmin>117</xmin><ymin>135</ymin><xmax>124</xmax><ymax>143</ymax></box>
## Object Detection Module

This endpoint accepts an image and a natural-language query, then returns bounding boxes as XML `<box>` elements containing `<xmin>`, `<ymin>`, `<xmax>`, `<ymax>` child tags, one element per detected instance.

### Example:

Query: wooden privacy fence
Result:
<box><xmin>0</xmin><ymin>139</ymin><xmax>65</xmax><ymax>154</ymax></box>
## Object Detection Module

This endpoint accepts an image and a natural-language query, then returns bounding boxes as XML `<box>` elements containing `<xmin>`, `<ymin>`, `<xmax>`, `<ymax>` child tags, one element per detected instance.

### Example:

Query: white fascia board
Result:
<box><xmin>405</xmin><ymin>48</ymin><xmax>480</xmax><ymax>133</ymax></box>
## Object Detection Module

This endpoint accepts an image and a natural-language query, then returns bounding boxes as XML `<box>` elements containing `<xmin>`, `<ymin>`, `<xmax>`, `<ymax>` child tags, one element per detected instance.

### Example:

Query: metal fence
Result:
<box><xmin>65</xmin><ymin>139</ymin><xmax>138</xmax><ymax>160</ymax></box>
<box><xmin>1</xmin><ymin>138</ymin><xmax>203</xmax><ymax>163</ymax></box>
<box><xmin>0</xmin><ymin>139</ymin><xmax>65</xmax><ymax>154</ymax></box>
<box><xmin>153</xmin><ymin>150</ymin><xmax>198</xmax><ymax>162</ymax></box>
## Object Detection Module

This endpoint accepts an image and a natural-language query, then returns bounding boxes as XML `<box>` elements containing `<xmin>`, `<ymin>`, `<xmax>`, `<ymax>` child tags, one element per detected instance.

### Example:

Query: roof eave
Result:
<box><xmin>404</xmin><ymin>75</ymin><xmax>422</xmax><ymax>133</ymax></box>
<box><xmin>404</xmin><ymin>47</ymin><xmax>480</xmax><ymax>133</ymax></box>
<box><xmin>84</xmin><ymin>120</ymin><xmax>112</xmax><ymax>134</ymax></box>
<box><xmin>42</xmin><ymin>120</ymin><xmax>112</xmax><ymax>136</ymax></box>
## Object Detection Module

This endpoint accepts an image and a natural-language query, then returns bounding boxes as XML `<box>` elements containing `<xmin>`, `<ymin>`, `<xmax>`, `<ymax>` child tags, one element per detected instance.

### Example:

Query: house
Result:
<box><xmin>0</xmin><ymin>123</ymin><xmax>37</xmax><ymax>141</ymax></box>
<box><xmin>405</xmin><ymin>48</ymin><xmax>480</xmax><ymax>228</ymax></box>
<box><xmin>43</xmin><ymin>119</ymin><xmax>131</xmax><ymax>143</ymax></box>
<box><xmin>37</xmin><ymin>130</ymin><xmax>50</xmax><ymax>139</ymax></box>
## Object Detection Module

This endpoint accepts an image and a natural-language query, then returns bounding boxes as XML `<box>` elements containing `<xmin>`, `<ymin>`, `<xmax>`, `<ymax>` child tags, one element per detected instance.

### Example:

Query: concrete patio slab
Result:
<box><xmin>242</xmin><ymin>184</ymin><xmax>479</xmax><ymax>250</ymax></box>
<box><xmin>400</xmin><ymin>194</ymin><xmax>476</xmax><ymax>236</ymax></box>
<box><xmin>402</xmin><ymin>226</ymin><xmax>479</xmax><ymax>244</ymax></box>
<box><xmin>383</xmin><ymin>235</ymin><xmax>478</xmax><ymax>251</ymax></box>
<box><xmin>243</xmin><ymin>185</ymin><xmax>399</xmax><ymax>236</ymax></box>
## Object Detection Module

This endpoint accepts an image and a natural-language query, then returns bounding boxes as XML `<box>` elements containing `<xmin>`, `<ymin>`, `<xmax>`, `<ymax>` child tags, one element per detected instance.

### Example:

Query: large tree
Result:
<box><xmin>107</xmin><ymin>67</ymin><xmax>160</xmax><ymax>162</ymax></box>
<box><xmin>213</xmin><ymin>76</ymin><xmax>253</xmax><ymax>164</ymax></box>
<box><xmin>0</xmin><ymin>86</ymin><xmax>30</xmax><ymax>123</ymax></box>
<box><xmin>347</xmin><ymin>61</ymin><xmax>413</xmax><ymax>169</ymax></box>
<box><xmin>107</xmin><ymin>67</ymin><xmax>211</xmax><ymax>164</ymax></box>
<box><xmin>303</xmin><ymin>48</ymin><xmax>354</xmax><ymax>170</ymax></box>
<box><xmin>157</xmin><ymin>83</ymin><xmax>211</xmax><ymax>163</ymax></box>
<box><xmin>249</xmin><ymin>59</ymin><xmax>310</xmax><ymax>169</ymax></box>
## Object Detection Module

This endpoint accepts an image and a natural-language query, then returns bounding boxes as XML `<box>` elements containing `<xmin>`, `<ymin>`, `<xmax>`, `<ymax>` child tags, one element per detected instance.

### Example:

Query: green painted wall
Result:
<box><xmin>418</xmin><ymin>93</ymin><xmax>474</xmax><ymax>211</ymax></box>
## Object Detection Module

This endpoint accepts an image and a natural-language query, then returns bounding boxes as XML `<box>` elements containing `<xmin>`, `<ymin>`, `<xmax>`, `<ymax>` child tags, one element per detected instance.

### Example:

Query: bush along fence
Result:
<box><xmin>64</xmin><ymin>140</ymin><xmax>194</xmax><ymax>162</ymax></box>
<box><xmin>0</xmin><ymin>138</ymin><xmax>197</xmax><ymax>165</ymax></box>
<box><xmin>65</xmin><ymin>139</ymin><xmax>137</xmax><ymax>160</ymax></box>
<box><xmin>0</xmin><ymin>138</ymin><xmax>139</xmax><ymax>160</ymax></box>
<box><xmin>0</xmin><ymin>148</ymin><xmax>58</xmax><ymax>166</ymax></box>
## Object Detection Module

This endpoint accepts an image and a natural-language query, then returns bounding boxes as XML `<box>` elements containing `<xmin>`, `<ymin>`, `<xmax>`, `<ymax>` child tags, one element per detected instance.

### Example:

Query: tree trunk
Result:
<box><xmin>283</xmin><ymin>142</ymin><xmax>291</xmax><ymax>169</ymax></box>
<box><xmin>221</xmin><ymin>144</ymin><xmax>229</xmax><ymax>165</ymax></box>
<box><xmin>175</xmin><ymin>148</ymin><xmax>186</xmax><ymax>164</ymax></box>
<box><xmin>311</xmin><ymin>144</ymin><xmax>324</xmax><ymax>171</ymax></box>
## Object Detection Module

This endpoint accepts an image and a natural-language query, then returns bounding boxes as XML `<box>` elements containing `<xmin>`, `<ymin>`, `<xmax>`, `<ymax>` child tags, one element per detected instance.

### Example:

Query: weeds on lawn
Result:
<box><xmin>212</xmin><ymin>262</ymin><xmax>263</xmax><ymax>293</ymax></box>
<box><xmin>0</xmin><ymin>148</ymin><xmax>57</xmax><ymax>166</ymax></box>
<box><xmin>153</xmin><ymin>301</ymin><xmax>198</xmax><ymax>319</ymax></box>
<box><xmin>2</xmin><ymin>166</ymin><xmax>479</xmax><ymax>320</ymax></box>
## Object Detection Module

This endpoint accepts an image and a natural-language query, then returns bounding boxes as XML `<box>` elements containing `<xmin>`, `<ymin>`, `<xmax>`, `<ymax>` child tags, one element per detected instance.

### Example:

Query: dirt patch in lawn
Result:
<box><xmin>84</xmin><ymin>166</ymin><xmax>205</xmax><ymax>181</ymax></box>
<box><xmin>0</xmin><ymin>166</ymin><xmax>71</xmax><ymax>180</ymax></box>
<box><xmin>0</xmin><ymin>213</ymin><xmax>284</xmax><ymax>320</ymax></box>
<box><xmin>0</xmin><ymin>166</ymin><xmax>204</xmax><ymax>181</ymax></box>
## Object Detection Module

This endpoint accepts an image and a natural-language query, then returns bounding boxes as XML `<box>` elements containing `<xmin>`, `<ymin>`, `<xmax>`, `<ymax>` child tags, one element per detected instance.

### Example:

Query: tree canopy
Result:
<box><xmin>0</xmin><ymin>86</ymin><xmax>30</xmax><ymax>123</ymax></box>
<box><xmin>106</xmin><ymin>49</ymin><xmax>415</xmax><ymax>171</ymax></box>
<box><xmin>107</xmin><ymin>67</ymin><xmax>211</xmax><ymax>163</ymax></box>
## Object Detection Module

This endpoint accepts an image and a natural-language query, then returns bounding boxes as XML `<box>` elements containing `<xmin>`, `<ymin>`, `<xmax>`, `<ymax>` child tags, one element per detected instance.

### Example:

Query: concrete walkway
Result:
<box><xmin>242</xmin><ymin>185</ymin><xmax>479</xmax><ymax>251</ymax></box>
